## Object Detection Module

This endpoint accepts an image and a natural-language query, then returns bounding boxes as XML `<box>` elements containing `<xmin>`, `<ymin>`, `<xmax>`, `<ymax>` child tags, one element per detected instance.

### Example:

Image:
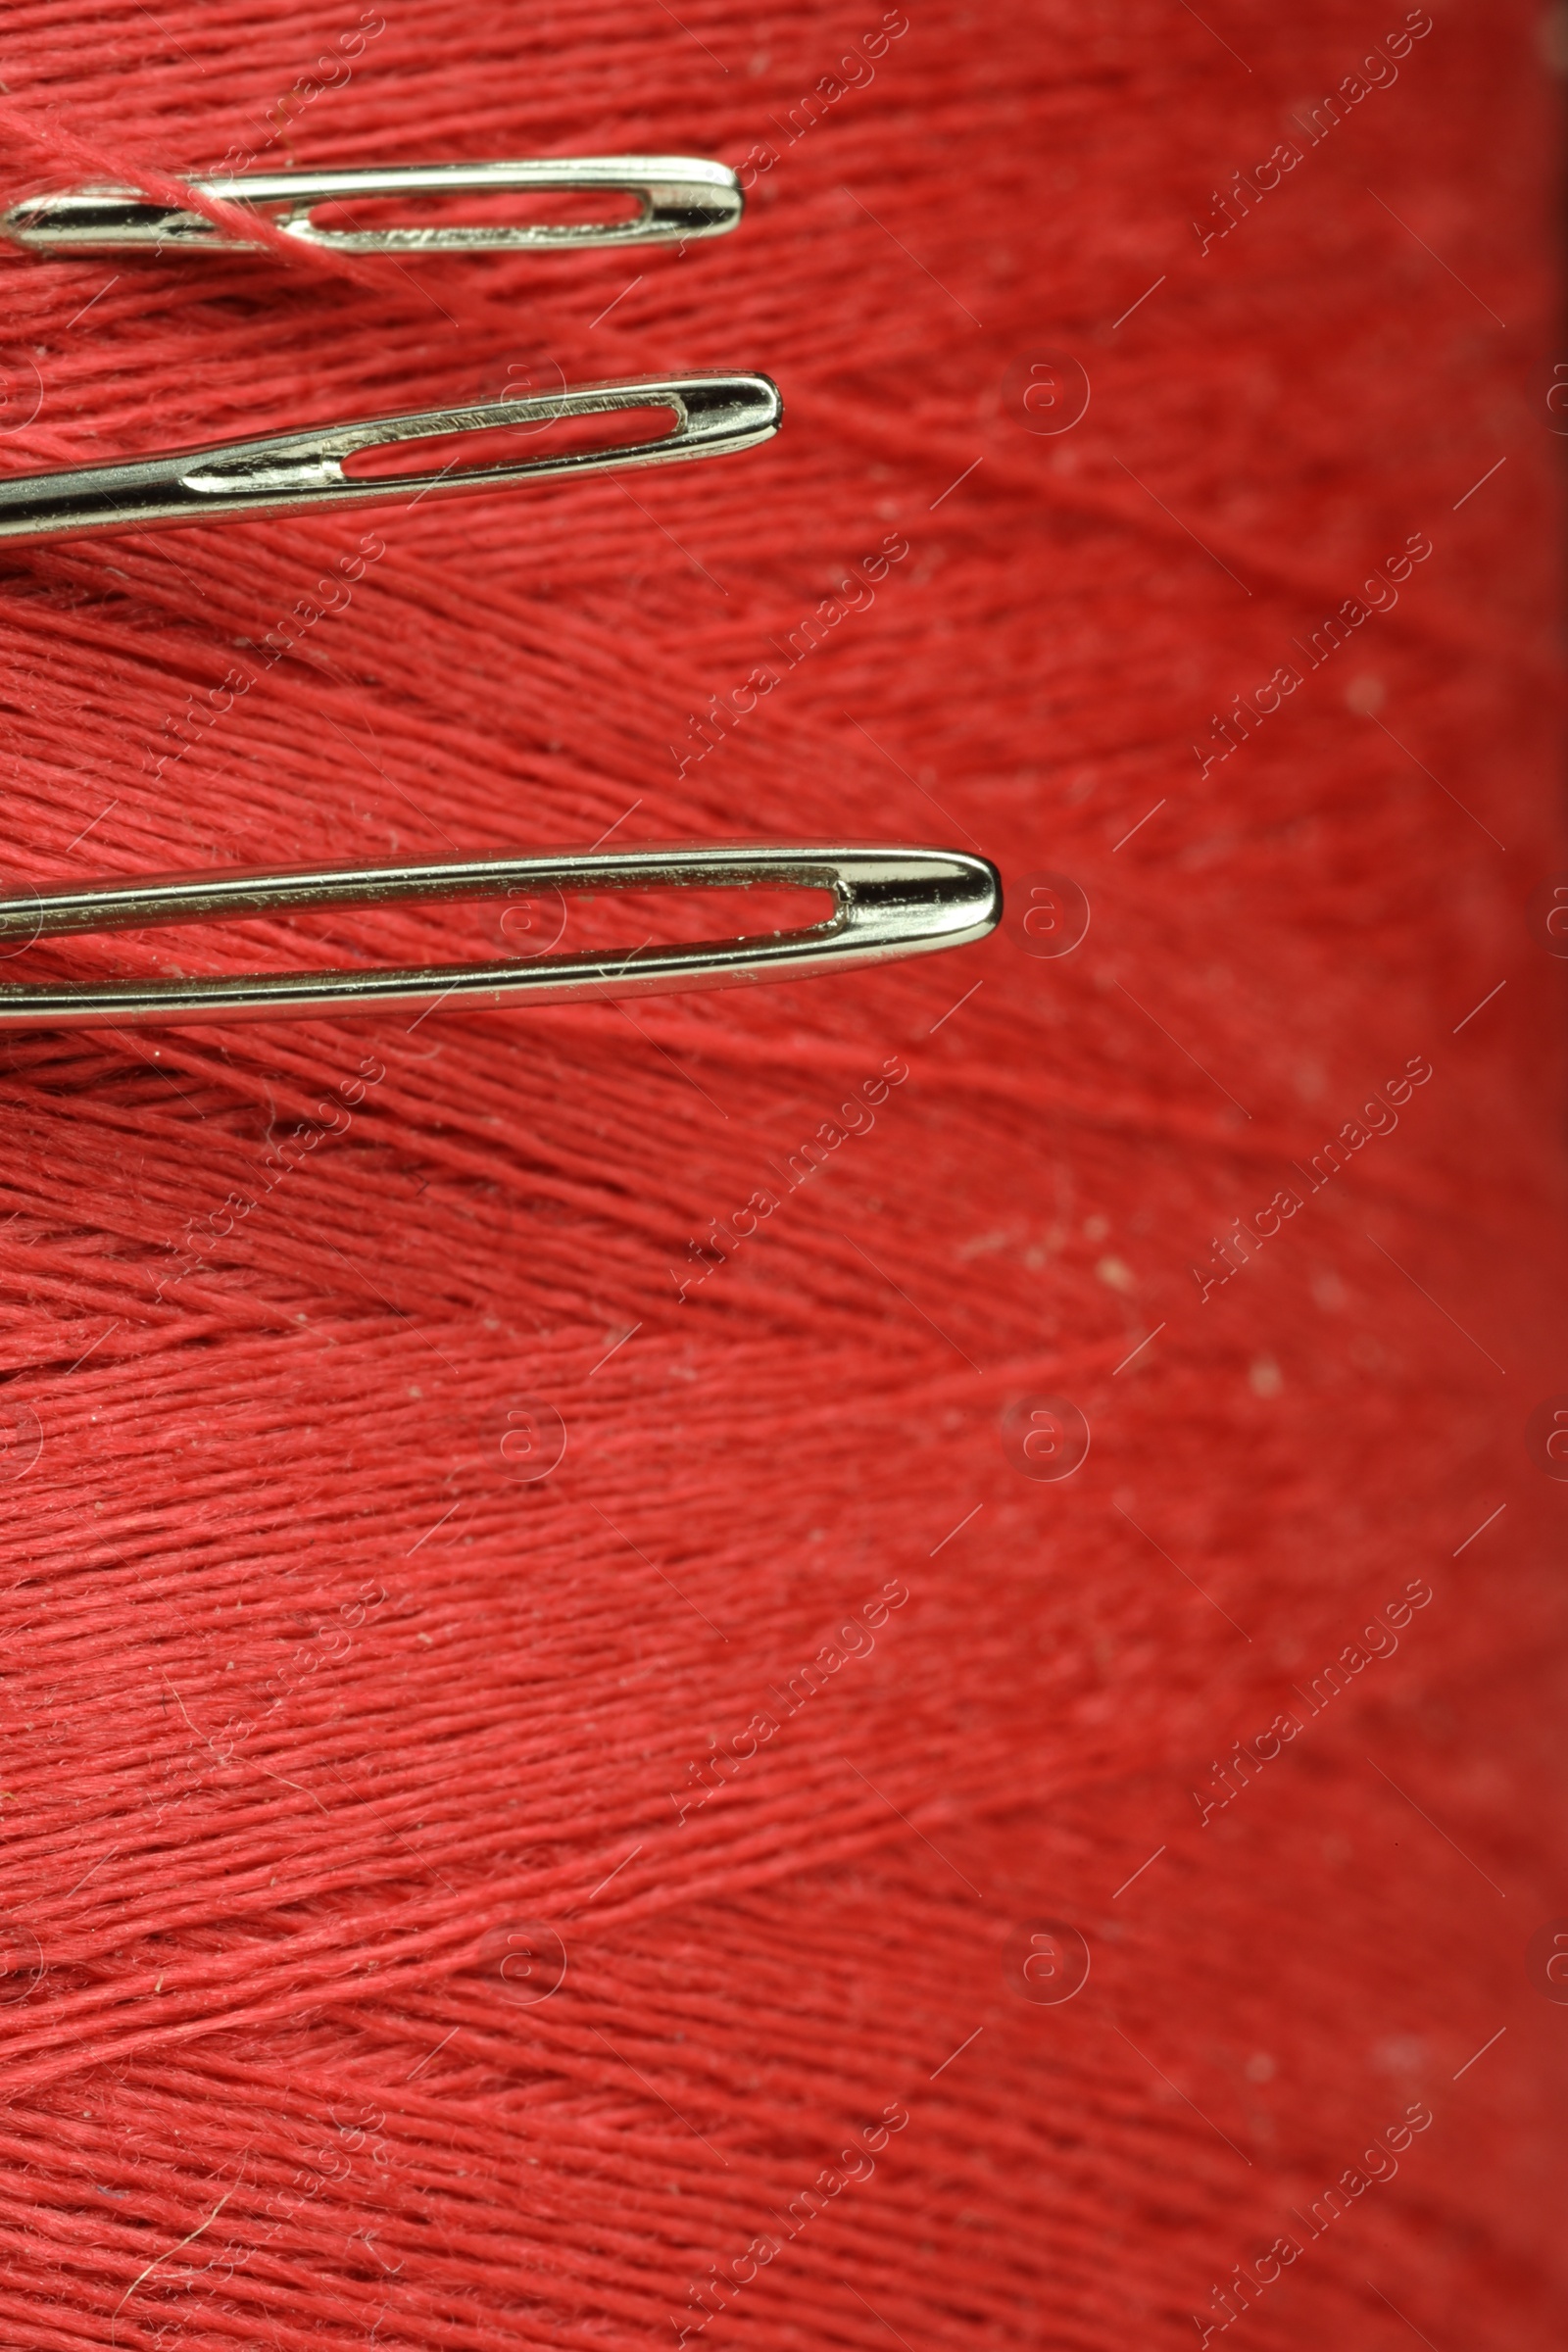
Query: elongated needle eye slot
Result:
<box><xmin>0</xmin><ymin>846</ymin><xmax>1002</xmax><ymax>1030</ymax></box>
<box><xmin>341</xmin><ymin>405</ymin><xmax>678</xmax><ymax>481</ymax></box>
<box><xmin>489</xmin><ymin>883</ymin><xmax>835</xmax><ymax>956</ymax></box>
<box><xmin>304</xmin><ymin>187</ymin><xmax>647</xmax><ymax>234</ymax></box>
<box><xmin>4</xmin><ymin>884</ymin><xmax>838</xmax><ymax>966</ymax></box>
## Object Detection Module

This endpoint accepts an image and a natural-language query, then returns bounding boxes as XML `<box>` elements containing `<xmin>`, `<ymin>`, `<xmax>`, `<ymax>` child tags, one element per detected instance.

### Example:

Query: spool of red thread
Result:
<box><xmin>0</xmin><ymin>5</ymin><xmax>1560</xmax><ymax>2349</ymax></box>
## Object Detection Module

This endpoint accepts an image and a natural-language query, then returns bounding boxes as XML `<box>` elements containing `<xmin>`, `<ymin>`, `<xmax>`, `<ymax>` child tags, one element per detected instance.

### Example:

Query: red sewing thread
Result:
<box><xmin>0</xmin><ymin>4</ymin><xmax>1560</xmax><ymax>2348</ymax></box>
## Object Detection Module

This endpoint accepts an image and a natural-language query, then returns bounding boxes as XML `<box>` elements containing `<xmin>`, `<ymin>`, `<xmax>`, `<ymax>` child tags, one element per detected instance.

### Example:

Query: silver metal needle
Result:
<box><xmin>0</xmin><ymin>844</ymin><xmax>1003</xmax><ymax>1030</ymax></box>
<box><xmin>1</xmin><ymin>158</ymin><xmax>744</xmax><ymax>256</ymax></box>
<box><xmin>0</xmin><ymin>373</ymin><xmax>782</xmax><ymax>543</ymax></box>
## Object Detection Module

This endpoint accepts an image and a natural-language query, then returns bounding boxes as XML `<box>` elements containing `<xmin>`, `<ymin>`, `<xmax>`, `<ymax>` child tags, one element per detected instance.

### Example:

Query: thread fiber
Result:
<box><xmin>0</xmin><ymin>4</ymin><xmax>1562</xmax><ymax>2350</ymax></box>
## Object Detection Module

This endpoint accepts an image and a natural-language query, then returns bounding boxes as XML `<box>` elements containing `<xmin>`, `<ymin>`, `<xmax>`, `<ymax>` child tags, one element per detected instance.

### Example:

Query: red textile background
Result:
<box><xmin>0</xmin><ymin>4</ymin><xmax>1562</xmax><ymax>2348</ymax></box>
